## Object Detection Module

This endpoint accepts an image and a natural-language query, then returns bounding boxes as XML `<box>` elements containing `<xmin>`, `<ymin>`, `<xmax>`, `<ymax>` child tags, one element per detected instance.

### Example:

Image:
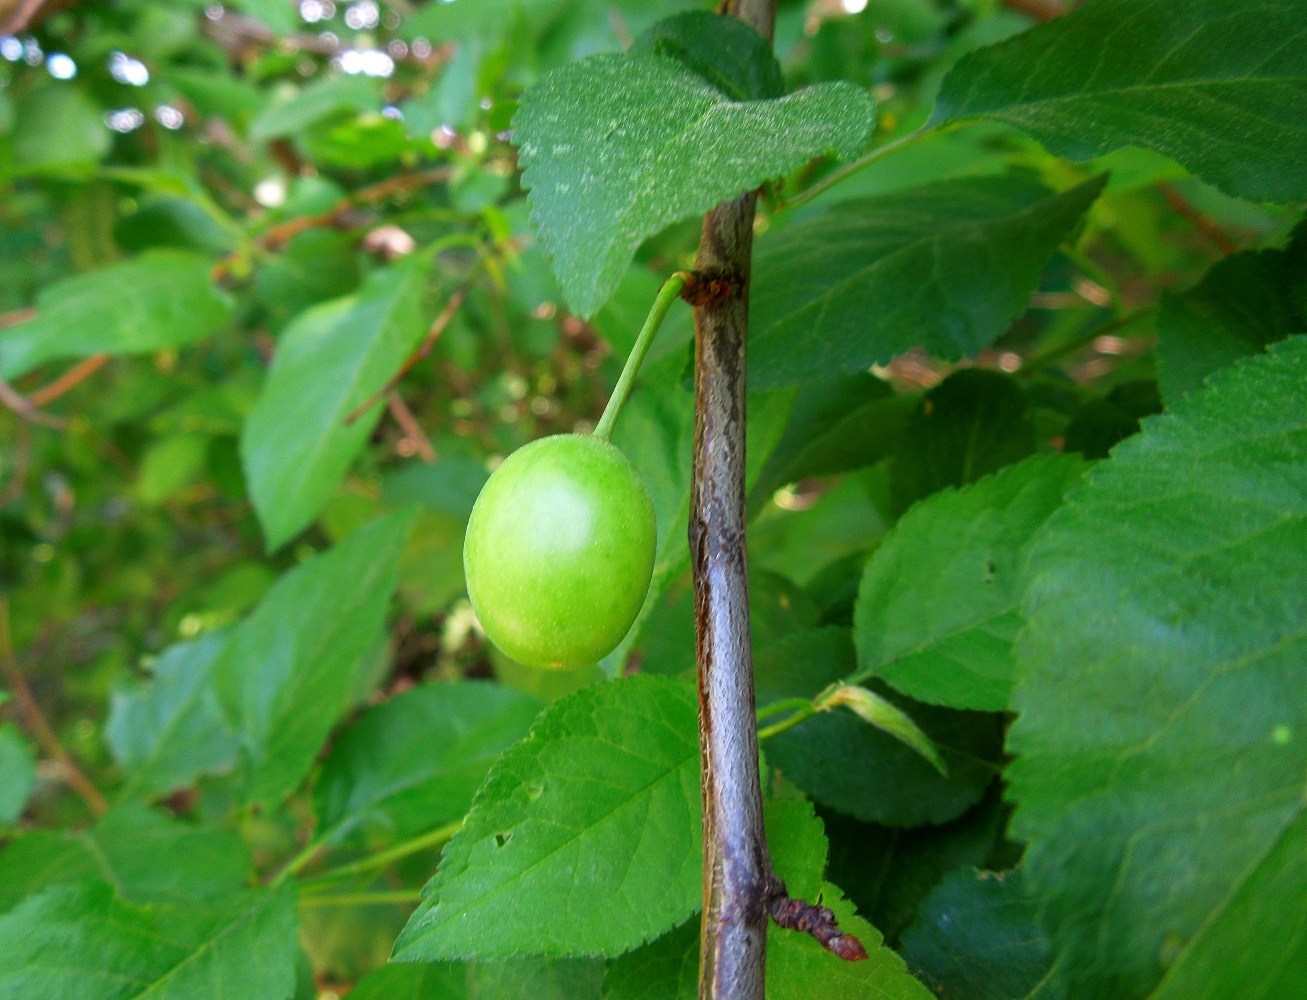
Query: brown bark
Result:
<box><xmin>690</xmin><ymin>3</ymin><xmax>778</xmax><ymax>997</ymax></box>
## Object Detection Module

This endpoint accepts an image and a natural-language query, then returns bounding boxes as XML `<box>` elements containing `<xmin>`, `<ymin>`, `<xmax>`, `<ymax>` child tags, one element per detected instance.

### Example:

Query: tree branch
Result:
<box><xmin>690</xmin><ymin>3</ymin><xmax>777</xmax><ymax>997</ymax></box>
<box><xmin>0</xmin><ymin>378</ymin><xmax>67</xmax><ymax>428</ymax></box>
<box><xmin>691</xmin><ymin>4</ymin><xmax>867</xmax><ymax>993</ymax></box>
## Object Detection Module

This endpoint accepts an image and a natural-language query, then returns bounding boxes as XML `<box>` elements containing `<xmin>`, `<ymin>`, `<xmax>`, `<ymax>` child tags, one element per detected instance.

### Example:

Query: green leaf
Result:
<box><xmin>242</xmin><ymin>263</ymin><xmax>429</xmax><ymax>550</ymax></box>
<box><xmin>1064</xmin><ymin>380</ymin><xmax>1162</xmax><ymax>460</ymax></box>
<box><xmin>0</xmin><ymin>252</ymin><xmax>233</xmax><ymax>380</ymax></box>
<box><xmin>1010</xmin><ymin>337</ymin><xmax>1307</xmax><ymax>999</ymax></box>
<box><xmin>514</xmin><ymin>30</ymin><xmax>874</xmax><ymax>315</ymax></box>
<box><xmin>392</xmin><ymin>675</ymin><xmax>701</xmax><ymax>961</ymax></box>
<box><xmin>933</xmin><ymin>0</ymin><xmax>1307</xmax><ymax>203</ymax></box>
<box><xmin>105</xmin><ymin>631</ymin><xmax>240</xmax><ymax>802</ymax></box>
<box><xmin>748</xmin><ymin>176</ymin><xmax>1105</xmax><ymax>389</ymax></box>
<box><xmin>253</xmin><ymin>229</ymin><xmax>361</xmax><ymax>332</ymax></box>
<box><xmin>0</xmin><ymin>882</ymin><xmax>298</xmax><ymax>1000</ymax></box>
<box><xmin>1156</xmin><ymin>221</ymin><xmax>1306</xmax><ymax>405</ymax></box>
<box><xmin>756</xmin><ymin>628</ymin><xmax>1002</xmax><ymax>826</ymax></box>
<box><xmin>350</xmin><ymin>958</ymin><xmax>603</xmax><ymax>1000</ymax></box>
<box><xmin>227</xmin><ymin>0</ymin><xmax>300</xmax><ymax>34</ymax></box>
<box><xmin>854</xmin><ymin>455</ymin><xmax>1088</xmax><ymax>711</ymax></box>
<box><xmin>900</xmin><ymin>868</ymin><xmax>1052</xmax><ymax>1000</ymax></box>
<box><xmin>250</xmin><ymin>73</ymin><xmax>382</xmax><ymax>141</ymax></box>
<box><xmin>822</xmin><ymin>799</ymin><xmax>1004</xmax><ymax>945</ymax></box>
<box><xmin>382</xmin><ymin>457</ymin><xmax>490</xmax><ymax>521</ymax></box>
<box><xmin>748</xmin><ymin>373</ymin><xmax>912</xmax><ymax>514</ymax></box>
<box><xmin>315</xmin><ymin>681</ymin><xmax>543</xmax><ymax>845</ymax></box>
<box><xmin>889</xmin><ymin>369</ymin><xmax>1037</xmax><ymax>518</ymax></box>
<box><xmin>0</xmin><ymin>724</ymin><xmax>35</xmax><ymax>825</ymax></box>
<box><xmin>601</xmin><ymin>920</ymin><xmax>699</xmax><ymax>1000</ymax></box>
<box><xmin>629</xmin><ymin>11</ymin><xmax>785</xmax><ymax>101</ymax></box>
<box><xmin>0</xmin><ymin>805</ymin><xmax>250</xmax><ymax>913</ymax></box>
<box><xmin>215</xmin><ymin>512</ymin><xmax>415</xmax><ymax>805</ymax></box>
<box><xmin>9</xmin><ymin>84</ymin><xmax>109</xmax><ymax>173</ymax></box>
<box><xmin>134</xmin><ymin>433</ymin><xmax>210</xmax><ymax>506</ymax></box>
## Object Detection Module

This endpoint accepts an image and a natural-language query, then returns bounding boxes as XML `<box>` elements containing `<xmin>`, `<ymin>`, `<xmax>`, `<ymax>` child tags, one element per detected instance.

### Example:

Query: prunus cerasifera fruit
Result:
<box><xmin>463</xmin><ymin>434</ymin><xmax>657</xmax><ymax>669</ymax></box>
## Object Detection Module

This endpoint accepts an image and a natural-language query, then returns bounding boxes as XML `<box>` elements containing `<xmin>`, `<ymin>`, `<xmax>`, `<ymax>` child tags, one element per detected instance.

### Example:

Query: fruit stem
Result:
<box><xmin>592</xmin><ymin>270</ymin><xmax>692</xmax><ymax>441</ymax></box>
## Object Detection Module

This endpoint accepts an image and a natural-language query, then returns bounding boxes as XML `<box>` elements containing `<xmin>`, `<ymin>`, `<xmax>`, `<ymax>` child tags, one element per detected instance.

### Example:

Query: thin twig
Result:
<box><xmin>386</xmin><ymin>393</ymin><xmax>436</xmax><ymax>462</ymax></box>
<box><xmin>344</xmin><ymin>285</ymin><xmax>469</xmax><ymax>425</ymax></box>
<box><xmin>0</xmin><ymin>308</ymin><xmax>36</xmax><ymax>330</ymax></box>
<box><xmin>1</xmin><ymin>0</ymin><xmax>45</xmax><ymax>35</ymax></box>
<box><xmin>0</xmin><ymin>598</ymin><xmax>109</xmax><ymax>817</ymax></box>
<box><xmin>29</xmin><ymin>355</ymin><xmax>109</xmax><ymax>406</ymax></box>
<box><xmin>254</xmin><ymin>167</ymin><xmax>453</xmax><ymax>254</ymax></box>
<box><xmin>1159</xmin><ymin>182</ymin><xmax>1238</xmax><ymax>256</ymax></box>
<box><xmin>0</xmin><ymin>379</ymin><xmax>67</xmax><ymax>428</ymax></box>
<box><xmin>298</xmin><ymin>890</ymin><xmax>422</xmax><ymax>909</ymax></box>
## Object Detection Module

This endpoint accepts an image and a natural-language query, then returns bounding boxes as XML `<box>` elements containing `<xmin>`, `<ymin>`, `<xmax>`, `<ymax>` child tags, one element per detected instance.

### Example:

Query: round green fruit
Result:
<box><xmin>463</xmin><ymin>434</ymin><xmax>657</xmax><ymax>669</ymax></box>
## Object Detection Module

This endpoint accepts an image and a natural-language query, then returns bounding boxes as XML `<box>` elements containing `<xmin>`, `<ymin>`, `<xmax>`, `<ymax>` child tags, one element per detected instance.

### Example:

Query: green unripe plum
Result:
<box><xmin>463</xmin><ymin>434</ymin><xmax>657</xmax><ymax>669</ymax></box>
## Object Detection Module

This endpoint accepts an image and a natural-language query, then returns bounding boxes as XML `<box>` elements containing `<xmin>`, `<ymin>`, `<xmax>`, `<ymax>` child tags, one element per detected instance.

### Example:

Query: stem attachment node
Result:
<box><xmin>767</xmin><ymin>882</ymin><xmax>868</xmax><ymax>963</ymax></box>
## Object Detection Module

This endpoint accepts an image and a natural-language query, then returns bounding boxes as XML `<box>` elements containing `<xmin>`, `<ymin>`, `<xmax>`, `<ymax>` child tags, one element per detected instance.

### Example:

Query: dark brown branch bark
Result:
<box><xmin>690</xmin><ymin>3</ymin><xmax>777</xmax><ymax>997</ymax></box>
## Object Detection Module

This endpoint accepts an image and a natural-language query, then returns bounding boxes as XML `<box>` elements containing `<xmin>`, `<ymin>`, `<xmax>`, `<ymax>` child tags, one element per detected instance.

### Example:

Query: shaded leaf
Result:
<box><xmin>351</xmin><ymin>958</ymin><xmax>603</xmax><ymax>1000</ymax></box>
<box><xmin>900</xmin><ymin>868</ymin><xmax>1052</xmax><ymax>1000</ymax></box>
<box><xmin>749</xmin><ymin>176</ymin><xmax>1105</xmax><ymax>389</ymax></box>
<box><xmin>749</xmin><ymin>372</ymin><xmax>912</xmax><ymax>513</ymax></box>
<box><xmin>1064</xmin><ymin>381</ymin><xmax>1162</xmax><ymax>460</ymax></box>
<box><xmin>934</xmin><ymin>0</ymin><xmax>1307</xmax><ymax>203</ymax></box>
<box><xmin>392</xmin><ymin>676</ymin><xmax>701</xmax><ymax>960</ymax></box>
<box><xmin>889</xmin><ymin>369</ymin><xmax>1036</xmax><ymax>518</ymax></box>
<box><xmin>854</xmin><ymin>455</ymin><xmax>1088</xmax><ymax>711</ymax></box>
<box><xmin>1156</xmin><ymin>221</ymin><xmax>1306</xmax><ymax>404</ymax></box>
<box><xmin>315</xmin><ymin>681</ymin><xmax>543</xmax><ymax>845</ymax></box>
<box><xmin>382</xmin><ymin>457</ymin><xmax>490</xmax><ymax>521</ymax></box>
<box><xmin>514</xmin><ymin>26</ymin><xmax>873</xmax><ymax>315</ymax></box>
<box><xmin>0</xmin><ymin>882</ymin><xmax>298</xmax><ymax>1000</ymax></box>
<box><xmin>601</xmin><ymin>919</ymin><xmax>698</xmax><ymax>1000</ymax></box>
<box><xmin>630</xmin><ymin>11</ymin><xmax>784</xmax><ymax>101</ymax></box>
<box><xmin>1010</xmin><ymin>337</ymin><xmax>1307</xmax><ymax>998</ymax></box>
<box><xmin>215</xmin><ymin>512</ymin><xmax>415</xmax><ymax>805</ymax></box>
<box><xmin>242</xmin><ymin>263</ymin><xmax>429</xmax><ymax>550</ymax></box>
<box><xmin>0</xmin><ymin>805</ymin><xmax>249</xmax><ymax>913</ymax></box>
<box><xmin>105</xmin><ymin>631</ymin><xmax>240</xmax><ymax>802</ymax></box>
<box><xmin>822</xmin><ymin>797</ymin><xmax>1004</xmax><ymax>945</ymax></box>
<box><xmin>0</xmin><ymin>252</ymin><xmax>232</xmax><ymax>379</ymax></box>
